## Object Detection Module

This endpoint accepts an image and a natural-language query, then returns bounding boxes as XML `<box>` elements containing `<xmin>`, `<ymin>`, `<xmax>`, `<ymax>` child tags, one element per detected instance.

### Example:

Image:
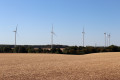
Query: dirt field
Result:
<box><xmin>0</xmin><ymin>52</ymin><xmax>120</xmax><ymax>80</ymax></box>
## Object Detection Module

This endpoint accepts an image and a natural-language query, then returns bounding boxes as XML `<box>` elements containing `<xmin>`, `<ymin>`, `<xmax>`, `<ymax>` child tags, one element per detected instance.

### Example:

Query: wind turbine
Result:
<box><xmin>13</xmin><ymin>24</ymin><xmax>18</xmax><ymax>47</ymax></box>
<box><xmin>82</xmin><ymin>27</ymin><xmax>85</xmax><ymax>47</ymax></box>
<box><xmin>107</xmin><ymin>34</ymin><xmax>109</xmax><ymax>47</ymax></box>
<box><xmin>108</xmin><ymin>33</ymin><xmax>111</xmax><ymax>46</ymax></box>
<box><xmin>104</xmin><ymin>33</ymin><xmax>106</xmax><ymax>47</ymax></box>
<box><xmin>51</xmin><ymin>24</ymin><xmax>56</xmax><ymax>49</ymax></box>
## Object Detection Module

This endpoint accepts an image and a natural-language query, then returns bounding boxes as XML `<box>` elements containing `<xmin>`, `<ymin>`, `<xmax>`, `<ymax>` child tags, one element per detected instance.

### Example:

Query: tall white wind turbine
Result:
<box><xmin>104</xmin><ymin>33</ymin><xmax>106</xmax><ymax>47</ymax></box>
<box><xmin>13</xmin><ymin>24</ymin><xmax>18</xmax><ymax>47</ymax></box>
<box><xmin>51</xmin><ymin>24</ymin><xmax>56</xmax><ymax>49</ymax></box>
<box><xmin>108</xmin><ymin>33</ymin><xmax>111</xmax><ymax>46</ymax></box>
<box><xmin>82</xmin><ymin>27</ymin><xmax>85</xmax><ymax>47</ymax></box>
<box><xmin>107</xmin><ymin>34</ymin><xmax>109</xmax><ymax>47</ymax></box>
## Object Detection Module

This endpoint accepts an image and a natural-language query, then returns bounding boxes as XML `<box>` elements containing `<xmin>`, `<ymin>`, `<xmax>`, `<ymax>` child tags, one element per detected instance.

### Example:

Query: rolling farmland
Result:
<box><xmin>0</xmin><ymin>52</ymin><xmax>120</xmax><ymax>80</ymax></box>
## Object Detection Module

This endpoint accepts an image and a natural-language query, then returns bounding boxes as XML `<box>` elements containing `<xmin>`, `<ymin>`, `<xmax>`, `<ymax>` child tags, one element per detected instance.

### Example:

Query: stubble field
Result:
<box><xmin>0</xmin><ymin>52</ymin><xmax>120</xmax><ymax>80</ymax></box>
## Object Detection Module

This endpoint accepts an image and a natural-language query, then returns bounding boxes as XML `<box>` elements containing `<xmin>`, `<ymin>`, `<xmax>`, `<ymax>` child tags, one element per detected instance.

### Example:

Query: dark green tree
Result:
<box><xmin>56</xmin><ymin>48</ymin><xmax>63</xmax><ymax>54</ymax></box>
<box><xmin>50</xmin><ymin>48</ymin><xmax>57</xmax><ymax>53</ymax></box>
<box><xmin>3</xmin><ymin>47</ymin><xmax>12</xmax><ymax>53</ymax></box>
<box><xmin>18</xmin><ymin>46</ymin><xmax>27</xmax><ymax>53</ymax></box>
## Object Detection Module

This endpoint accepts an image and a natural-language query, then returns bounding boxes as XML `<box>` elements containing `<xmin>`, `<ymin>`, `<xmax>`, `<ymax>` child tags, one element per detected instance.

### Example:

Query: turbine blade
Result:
<box><xmin>53</xmin><ymin>32</ymin><xmax>56</xmax><ymax>36</ymax></box>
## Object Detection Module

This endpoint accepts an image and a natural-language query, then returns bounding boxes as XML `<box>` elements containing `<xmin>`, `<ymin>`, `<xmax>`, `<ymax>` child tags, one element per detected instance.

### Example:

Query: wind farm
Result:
<box><xmin>1</xmin><ymin>19</ymin><xmax>120</xmax><ymax>80</ymax></box>
<box><xmin>1</xmin><ymin>24</ymin><xmax>120</xmax><ymax>80</ymax></box>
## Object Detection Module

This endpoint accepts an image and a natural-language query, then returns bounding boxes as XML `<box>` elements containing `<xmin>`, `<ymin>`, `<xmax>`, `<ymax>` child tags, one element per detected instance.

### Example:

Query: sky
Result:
<box><xmin>0</xmin><ymin>0</ymin><xmax>120</xmax><ymax>46</ymax></box>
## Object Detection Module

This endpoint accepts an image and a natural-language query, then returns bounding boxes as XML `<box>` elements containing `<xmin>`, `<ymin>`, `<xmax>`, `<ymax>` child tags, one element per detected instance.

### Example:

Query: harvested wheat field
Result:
<box><xmin>0</xmin><ymin>52</ymin><xmax>120</xmax><ymax>80</ymax></box>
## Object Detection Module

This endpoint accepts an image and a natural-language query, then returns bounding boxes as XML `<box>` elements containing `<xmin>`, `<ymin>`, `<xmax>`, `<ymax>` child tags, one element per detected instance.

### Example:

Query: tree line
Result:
<box><xmin>0</xmin><ymin>46</ymin><xmax>63</xmax><ymax>54</ymax></box>
<box><xmin>63</xmin><ymin>45</ymin><xmax>120</xmax><ymax>54</ymax></box>
<box><xmin>0</xmin><ymin>45</ymin><xmax>120</xmax><ymax>54</ymax></box>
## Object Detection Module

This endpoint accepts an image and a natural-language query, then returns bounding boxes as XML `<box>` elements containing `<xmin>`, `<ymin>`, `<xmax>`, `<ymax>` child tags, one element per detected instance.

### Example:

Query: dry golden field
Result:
<box><xmin>0</xmin><ymin>52</ymin><xmax>120</xmax><ymax>80</ymax></box>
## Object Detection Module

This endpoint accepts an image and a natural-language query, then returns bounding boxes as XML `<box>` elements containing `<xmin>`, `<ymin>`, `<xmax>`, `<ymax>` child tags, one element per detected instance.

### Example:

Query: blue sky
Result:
<box><xmin>0</xmin><ymin>0</ymin><xmax>120</xmax><ymax>46</ymax></box>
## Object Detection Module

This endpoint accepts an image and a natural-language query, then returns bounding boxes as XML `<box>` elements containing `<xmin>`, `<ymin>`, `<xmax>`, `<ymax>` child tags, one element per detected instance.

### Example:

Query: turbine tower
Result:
<box><xmin>107</xmin><ymin>34</ymin><xmax>109</xmax><ymax>47</ymax></box>
<box><xmin>108</xmin><ymin>33</ymin><xmax>111</xmax><ymax>46</ymax></box>
<box><xmin>13</xmin><ymin>24</ymin><xmax>18</xmax><ymax>47</ymax></box>
<box><xmin>82</xmin><ymin>27</ymin><xmax>85</xmax><ymax>47</ymax></box>
<box><xmin>104</xmin><ymin>33</ymin><xmax>106</xmax><ymax>47</ymax></box>
<box><xmin>51</xmin><ymin>24</ymin><xmax>55</xmax><ymax>49</ymax></box>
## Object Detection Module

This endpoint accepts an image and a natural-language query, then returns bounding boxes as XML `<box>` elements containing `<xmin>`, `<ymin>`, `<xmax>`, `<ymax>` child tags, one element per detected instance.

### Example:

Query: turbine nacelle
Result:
<box><xmin>13</xmin><ymin>31</ymin><xmax>16</xmax><ymax>32</ymax></box>
<box><xmin>51</xmin><ymin>31</ymin><xmax>56</xmax><ymax>35</ymax></box>
<box><xmin>82</xmin><ymin>32</ymin><xmax>85</xmax><ymax>34</ymax></box>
